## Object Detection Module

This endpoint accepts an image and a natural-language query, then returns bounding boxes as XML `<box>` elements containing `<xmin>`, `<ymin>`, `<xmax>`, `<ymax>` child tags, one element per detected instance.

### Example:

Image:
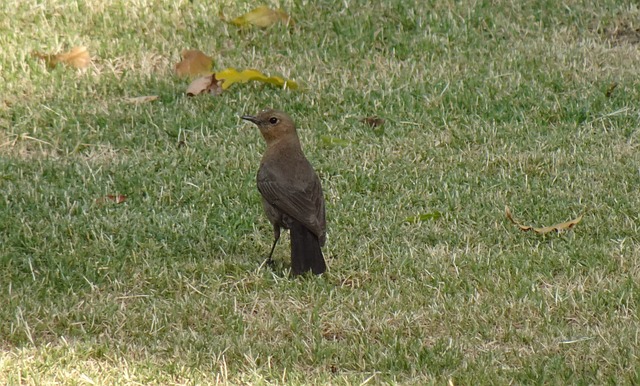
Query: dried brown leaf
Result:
<box><xmin>361</xmin><ymin>117</ymin><xmax>385</xmax><ymax>127</ymax></box>
<box><xmin>56</xmin><ymin>46</ymin><xmax>91</xmax><ymax>68</ymax></box>
<box><xmin>125</xmin><ymin>95</ymin><xmax>158</xmax><ymax>104</ymax></box>
<box><xmin>175</xmin><ymin>49</ymin><xmax>213</xmax><ymax>77</ymax></box>
<box><xmin>186</xmin><ymin>74</ymin><xmax>223</xmax><ymax>96</ymax></box>
<box><xmin>96</xmin><ymin>194</ymin><xmax>127</xmax><ymax>205</ymax></box>
<box><xmin>505</xmin><ymin>206</ymin><xmax>582</xmax><ymax>234</ymax></box>
<box><xmin>605</xmin><ymin>83</ymin><xmax>618</xmax><ymax>98</ymax></box>
<box><xmin>33</xmin><ymin>46</ymin><xmax>91</xmax><ymax>69</ymax></box>
<box><xmin>608</xmin><ymin>23</ymin><xmax>640</xmax><ymax>45</ymax></box>
<box><xmin>32</xmin><ymin>52</ymin><xmax>56</xmax><ymax>68</ymax></box>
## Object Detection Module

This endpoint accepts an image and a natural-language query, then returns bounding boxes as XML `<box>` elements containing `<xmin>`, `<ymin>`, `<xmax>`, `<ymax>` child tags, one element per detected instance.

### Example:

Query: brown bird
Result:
<box><xmin>242</xmin><ymin>109</ymin><xmax>327</xmax><ymax>275</ymax></box>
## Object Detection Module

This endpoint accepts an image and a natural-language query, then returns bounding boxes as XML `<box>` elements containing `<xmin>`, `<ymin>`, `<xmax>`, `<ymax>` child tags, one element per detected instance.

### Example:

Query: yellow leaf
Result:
<box><xmin>125</xmin><ymin>95</ymin><xmax>158</xmax><ymax>104</ymax></box>
<box><xmin>403</xmin><ymin>212</ymin><xmax>442</xmax><ymax>224</ymax></box>
<box><xmin>224</xmin><ymin>6</ymin><xmax>294</xmax><ymax>28</ymax></box>
<box><xmin>215</xmin><ymin>68</ymin><xmax>298</xmax><ymax>90</ymax></box>
<box><xmin>175</xmin><ymin>49</ymin><xmax>214</xmax><ymax>77</ymax></box>
<box><xmin>186</xmin><ymin>74</ymin><xmax>223</xmax><ymax>96</ymax></box>
<box><xmin>505</xmin><ymin>206</ymin><xmax>583</xmax><ymax>234</ymax></box>
<box><xmin>320</xmin><ymin>135</ymin><xmax>350</xmax><ymax>147</ymax></box>
<box><xmin>33</xmin><ymin>46</ymin><xmax>91</xmax><ymax>69</ymax></box>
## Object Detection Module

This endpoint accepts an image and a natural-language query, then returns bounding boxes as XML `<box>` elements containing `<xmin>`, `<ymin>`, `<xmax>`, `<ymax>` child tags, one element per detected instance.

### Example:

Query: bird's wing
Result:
<box><xmin>257</xmin><ymin>166</ymin><xmax>325</xmax><ymax>240</ymax></box>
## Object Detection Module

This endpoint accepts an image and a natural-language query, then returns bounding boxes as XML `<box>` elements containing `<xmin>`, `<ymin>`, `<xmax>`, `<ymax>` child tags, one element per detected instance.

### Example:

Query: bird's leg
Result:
<box><xmin>265</xmin><ymin>226</ymin><xmax>281</xmax><ymax>267</ymax></box>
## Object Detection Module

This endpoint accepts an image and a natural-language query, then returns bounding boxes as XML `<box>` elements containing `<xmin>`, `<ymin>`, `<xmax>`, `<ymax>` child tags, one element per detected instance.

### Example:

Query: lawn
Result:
<box><xmin>2</xmin><ymin>0</ymin><xmax>640</xmax><ymax>384</ymax></box>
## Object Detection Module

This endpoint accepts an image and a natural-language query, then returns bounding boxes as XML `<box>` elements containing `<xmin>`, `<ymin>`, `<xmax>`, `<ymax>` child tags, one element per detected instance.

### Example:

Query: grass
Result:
<box><xmin>2</xmin><ymin>0</ymin><xmax>640</xmax><ymax>384</ymax></box>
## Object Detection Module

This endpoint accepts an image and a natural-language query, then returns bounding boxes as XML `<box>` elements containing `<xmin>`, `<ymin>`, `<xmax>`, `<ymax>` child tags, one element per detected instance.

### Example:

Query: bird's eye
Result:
<box><xmin>269</xmin><ymin>117</ymin><xmax>279</xmax><ymax>124</ymax></box>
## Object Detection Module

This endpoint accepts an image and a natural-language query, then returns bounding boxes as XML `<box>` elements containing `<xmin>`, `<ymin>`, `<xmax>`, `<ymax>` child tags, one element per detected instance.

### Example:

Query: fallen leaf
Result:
<box><xmin>505</xmin><ymin>206</ymin><xmax>582</xmax><ymax>234</ymax></box>
<box><xmin>33</xmin><ymin>46</ymin><xmax>91</xmax><ymax>69</ymax></box>
<box><xmin>125</xmin><ymin>95</ymin><xmax>158</xmax><ymax>104</ymax></box>
<box><xmin>175</xmin><ymin>49</ymin><xmax>214</xmax><ymax>77</ymax></box>
<box><xmin>96</xmin><ymin>195</ymin><xmax>127</xmax><ymax>205</ymax></box>
<box><xmin>362</xmin><ymin>116</ymin><xmax>385</xmax><ymax>137</ymax></box>
<box><xmin>605</xmin><ymin>82</ymin><xmax>618</xmax><ymax>98</ymax></box>
<box><xmin>56</xmin><ymin>47</ymin><xmax>91</xmax><ymax>68</ymax></box>
<box><xmin>222</xmin><ymin>6</ymin><xmax>294</xmax><ymax>28</ymax></box>
<box><xmin>361</xmin><ymin>117</ymin><xmax>385</xmax><ymax>128</ymax></box>
<box><xmin>320</xmin><ymin>135</ymin><xmax>350</xmax><ymax>147</ymax></box>
<box><xmin>186</xmin><ymin>74</ymin><xmax>223</xmax><ymax>96</ymax></box>
<box><xmin>215</xmin><ymin>68</ymin><xmax>298</xmax><ymax>90</ymax></box>
<box><xmin>108</xmin><ymin>195</ymin><xmax>127</xmax><ymax>204</ymax></box>
<box><xmin>404</xmin><ymin>212</ymin><xmax>442</xmax><ymax>224</ymax></box>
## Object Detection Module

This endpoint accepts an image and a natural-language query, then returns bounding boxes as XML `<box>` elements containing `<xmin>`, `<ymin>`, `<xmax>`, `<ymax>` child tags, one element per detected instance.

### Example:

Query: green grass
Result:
<box><xmin>2</xmin><ymin>0</ymin><xmax>640</xmax><ymax>384</ymax></box>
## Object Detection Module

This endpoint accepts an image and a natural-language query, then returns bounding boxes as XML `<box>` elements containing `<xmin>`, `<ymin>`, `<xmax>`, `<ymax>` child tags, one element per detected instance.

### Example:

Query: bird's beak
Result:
<box><xmin>241</xmin><ymin>115</ymin><xmax>258</xmax><ymax>124</ymax></box>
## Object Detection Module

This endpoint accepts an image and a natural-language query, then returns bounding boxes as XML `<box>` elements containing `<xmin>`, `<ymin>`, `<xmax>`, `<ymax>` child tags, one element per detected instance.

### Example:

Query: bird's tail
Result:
<box><xmin>289</xmin><ymin>219</ymin><xmax>326</xmax><ymax>275</ymax></box>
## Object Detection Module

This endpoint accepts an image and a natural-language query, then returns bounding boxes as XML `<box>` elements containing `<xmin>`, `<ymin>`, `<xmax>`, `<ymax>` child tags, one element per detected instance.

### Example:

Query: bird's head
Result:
<box><xmin>242</xmin><ymin>108</ymin><xmax>297</xmax><ymax>143</ymax></box>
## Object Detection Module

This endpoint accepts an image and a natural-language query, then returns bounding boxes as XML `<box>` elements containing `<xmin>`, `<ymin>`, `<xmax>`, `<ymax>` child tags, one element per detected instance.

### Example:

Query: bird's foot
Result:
<box><xmin>265</xmin><ymin>257</ymin><xmax>275</xmax><ymax>268</ymax></box>
<box><xmin>259</xmin><ymin>256</ymin><xmax>276</xmax><ymax>271</ymax></box>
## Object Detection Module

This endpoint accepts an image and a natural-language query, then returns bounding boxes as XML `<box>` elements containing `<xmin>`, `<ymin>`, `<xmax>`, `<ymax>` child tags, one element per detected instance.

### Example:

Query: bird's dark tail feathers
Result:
<box><xmin>289</xmin><ymin>219</ymin><xmax>326</xmax><ymax>275</ymax></box>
